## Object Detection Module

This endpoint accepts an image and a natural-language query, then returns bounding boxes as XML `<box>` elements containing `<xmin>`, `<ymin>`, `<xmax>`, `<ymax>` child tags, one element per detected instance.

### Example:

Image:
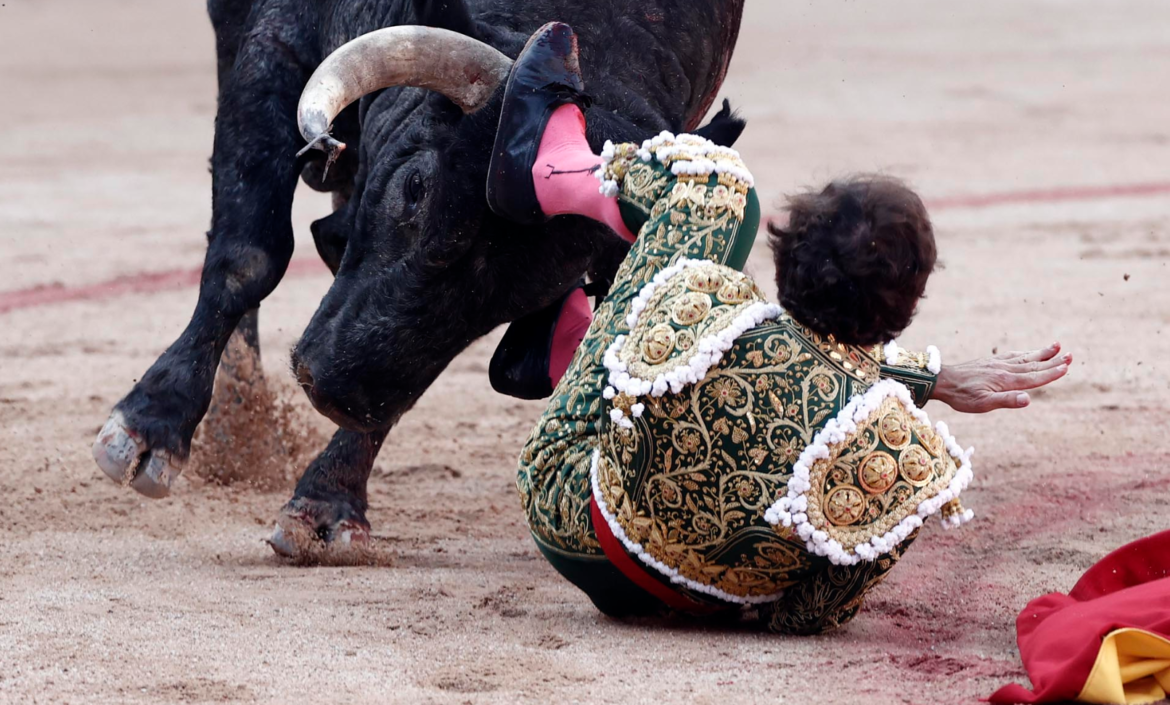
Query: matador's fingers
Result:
<box><xmin>996</xmin><ymin>342</ymin><xmax>1061</xmax><ymax>363</ymax></box>
<box><xmin>999</xmin><ymin>363</ymin><xmax>1069</xmax><ymax>391</ymax></box>
<box><xmin>1002</xmin><ymin>353</ymin><xmax>1072</xmax><ymax>374</ymax></box>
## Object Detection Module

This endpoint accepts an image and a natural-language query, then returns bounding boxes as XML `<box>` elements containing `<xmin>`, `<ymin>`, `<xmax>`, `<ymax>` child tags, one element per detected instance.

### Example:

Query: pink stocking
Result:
<box><xmin>548</xmin><ymin>287</ymin><xmax>593</xmax><ymax>387</ymax></box>
<box><xmin>533</xmin><ymin>105</ymin><xmax>635</xmax><ymax>242</ymax></box>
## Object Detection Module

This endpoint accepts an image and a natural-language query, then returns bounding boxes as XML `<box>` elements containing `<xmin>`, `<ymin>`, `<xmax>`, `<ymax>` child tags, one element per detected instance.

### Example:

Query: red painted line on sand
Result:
<box><xmin>0</xmin><ymin>258</ymin><xmax>329</xmax><ymax>315</ymax></box>
<box><xmin>2</xmin><ymin>180</ymin><xmax>1168</xmax><ymax>316</ymax></box>
<box><xmin>924</xmin><ymin>181</ymin><xmax>1170</xmax><ymax>211</ymax></box>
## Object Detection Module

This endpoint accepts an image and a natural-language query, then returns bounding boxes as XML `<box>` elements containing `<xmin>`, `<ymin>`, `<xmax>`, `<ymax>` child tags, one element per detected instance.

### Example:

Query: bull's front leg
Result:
<box><xmin>92</xmin><ymin>18</ymin><xmax>316</xmax><ymax>497</ymax></box>
<box><xmin>267</xmin><ymin>428</ymin><xmax>387</xmax><ymax>559</ymax></box>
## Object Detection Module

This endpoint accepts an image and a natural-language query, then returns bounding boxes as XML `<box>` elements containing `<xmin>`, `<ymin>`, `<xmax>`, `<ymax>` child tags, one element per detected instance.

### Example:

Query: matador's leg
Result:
<box><xmin>492</xmin><ymin>102</ymin><xmax>760</xmax><ymax>395</ymax></box>
<box><xmin>491</xmin><ymin>100</ymin><xmax>750</xmax><ymax>399</ymax></box>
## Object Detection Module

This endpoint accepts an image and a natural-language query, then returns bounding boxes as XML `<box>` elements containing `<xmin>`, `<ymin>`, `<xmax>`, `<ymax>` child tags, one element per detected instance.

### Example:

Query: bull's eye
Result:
<box><xmin>406</xmin><ymin>169</ymin><xmax>425</xmax><ymax>207</ymax></box>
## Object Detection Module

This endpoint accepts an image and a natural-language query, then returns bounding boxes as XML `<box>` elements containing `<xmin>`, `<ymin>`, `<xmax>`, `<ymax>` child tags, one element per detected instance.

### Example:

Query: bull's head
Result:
<box><xmin>290</xmin><ymin>25</ymin><xmax>601</xmax><ymax>431</ymax></box>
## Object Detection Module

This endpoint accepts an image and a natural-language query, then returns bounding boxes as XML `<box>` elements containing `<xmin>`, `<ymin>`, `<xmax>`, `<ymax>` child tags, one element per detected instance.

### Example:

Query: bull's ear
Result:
<box><xmin>310</xmin><ymin>207</ymin><xmax>350</xmax><ymax>276</ymax></box>
<box><xmin>412</xmin><ymin>0</ymin><xmax>478</xmax><ymax>39</ymax></box>
<box><xmin>692</xmin><ymin>99</ymin><xmax>747</xmax><ymax>148</ymax></box>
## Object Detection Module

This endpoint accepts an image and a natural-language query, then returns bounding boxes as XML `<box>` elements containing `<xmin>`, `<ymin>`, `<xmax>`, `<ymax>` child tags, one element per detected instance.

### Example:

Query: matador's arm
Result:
<box><xmin>873</xmin><ymin>342</ymin><xmax>941</xmax><ymax>407</ymax></box>
<box><xmin>874</xmin><ymin>341</ymin><xmax>1070</xmax><ymax>412</ymax></box>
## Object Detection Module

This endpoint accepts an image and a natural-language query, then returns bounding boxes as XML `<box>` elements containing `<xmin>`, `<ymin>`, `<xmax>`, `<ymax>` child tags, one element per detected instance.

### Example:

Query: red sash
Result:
<box><xmin>590</xmin><ymin>496</ymin><xmax>724</xmax><ymax>614</ymax></box>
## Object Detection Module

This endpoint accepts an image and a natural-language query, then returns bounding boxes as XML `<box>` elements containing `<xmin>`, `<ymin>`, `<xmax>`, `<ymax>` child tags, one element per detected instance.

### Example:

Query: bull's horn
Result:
<box><xmin>297</xmin><ymin>26</ymin><xmax>512</xmax><ymax>160</ymax></box>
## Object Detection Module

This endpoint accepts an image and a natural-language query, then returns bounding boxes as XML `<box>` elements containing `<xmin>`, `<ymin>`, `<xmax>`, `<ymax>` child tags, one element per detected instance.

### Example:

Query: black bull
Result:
<box><xmin>92</xmin><ymin>0</ymin><xmax>745</xmax><ymax>553</ymax></box>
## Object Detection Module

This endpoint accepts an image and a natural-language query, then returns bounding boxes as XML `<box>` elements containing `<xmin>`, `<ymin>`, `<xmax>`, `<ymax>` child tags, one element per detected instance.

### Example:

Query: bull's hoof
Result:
<box><xmin>92</xmin><ymin>412</ymin><xmax>185</xmax><ymax>498</ymax></box>
<box><xmin>267</xmin><ymin>497</ymin><xmax>375</xmax><ymax>565</ymax></box>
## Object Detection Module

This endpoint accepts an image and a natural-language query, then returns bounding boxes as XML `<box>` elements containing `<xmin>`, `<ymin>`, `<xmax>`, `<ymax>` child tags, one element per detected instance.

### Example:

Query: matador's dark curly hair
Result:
<box><xmin>769</xmin><ymin>176</ymin><xmax>937</xmax><ymax>347</ymax></box>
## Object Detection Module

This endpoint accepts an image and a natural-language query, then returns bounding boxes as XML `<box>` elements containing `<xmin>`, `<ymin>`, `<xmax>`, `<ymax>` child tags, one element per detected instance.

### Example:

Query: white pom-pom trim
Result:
<box><xmin>763</xmin><ymin>379</ymin><xmax>975</xmax><ymax>566</ymax></box>
<box><xmin>941</xmin><ymin>507</ymin><xmax>975</xmax><ymax>530</ymax></box>
<box><xmin>638</xmin><ymin>131</ymin><xmax>755</xmax><ymax>187</ymax></box>
<box><xmin>601</xmin><ymin>259</ymin><xmax>782</xmax><ymax>426</ymax></box>
<box><xmin>884</xmin><ymin>340</ymin><xmax>902</xmax><ymax>366</ymax></box>
<box><xmin>594</xmin><ymin>139</ymin><xmax>622</xmax><ymax>197</ymax></box>
<box><xmin>594</xmin><ymin>131</ymin><xmax>754</xmax><ymax>222</ymax></box>
<box><xmin>884</xmin><ymin>339</ymin><xmax>942</xmax><ymax>375</ymax></box>
<box><xmin>926</xmin><ymin>345</ymin><xmax>942</xmax><ymax>375</ymax></box>
<box><xmin>590</xmin><ymin>449</ymin><xmax>783</xmax><ymax>605</ymax></box>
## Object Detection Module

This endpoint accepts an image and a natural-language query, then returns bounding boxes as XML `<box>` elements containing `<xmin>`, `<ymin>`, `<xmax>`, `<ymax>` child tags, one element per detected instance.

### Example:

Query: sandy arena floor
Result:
<box><xmin>2</xmin><ymin>1</ymin><xmax>1169</xmax><ymax>703</ymax></box>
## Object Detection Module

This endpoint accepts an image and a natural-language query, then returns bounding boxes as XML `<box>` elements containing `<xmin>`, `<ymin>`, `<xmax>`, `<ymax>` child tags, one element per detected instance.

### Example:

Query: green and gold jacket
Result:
<box><xmin>593</xmin><ymin>260</ymin><xmax>974</xmax><ymax>605</ymax></box>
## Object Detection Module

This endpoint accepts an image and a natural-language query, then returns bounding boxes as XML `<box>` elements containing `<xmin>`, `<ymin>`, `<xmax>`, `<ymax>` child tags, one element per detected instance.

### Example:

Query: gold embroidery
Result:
<box><xmin>642</xmin><ymin>324</ymin><xmax>676</xmax><ymax>365</ymax></box>
<box><xmin>922</xmin><ymin>428</ymin><xmax>947</xmax><ymax>458</ymax></box>
<box><xmin>941</xmin><ymin>498</ymin><xmax>966</xmax><ymax>521</ymax></box>
<box><xmin>518</xmin><ymin>152</ymin><xmax>756</xmax><ymax>560</ymax></box>
<box><xmin>878</xmin><ymin>412</ymin><xmax>912</xmax><ymax>450</ymax></box>
<box><xmin>716</xmin><ymin>278</ymin><xmax>755</xmax><ymax>305</ymax></box>
<box><xmin>825</xmin><ymin>486</ymin><xmax>866</xmax><ymax>526</ymax></box>
<box><xmin>611</xmin><ymin>392</ymin><xmax>636</xmax><ymax>416</ymax></box>
<box><xmin>783</xmin><ymin>320</ymin><xmax>881</xmax><ymax>383</ymax></box>
<box><xmin>594</xmin><ymin>311</ymin><xmax>895</xmax><ymax>599</ymax></box>
<box><xmin>761</xmin><ymin>534</ymin><xmax>916</xmax><ymax>635</ymax></box>
<box><xmin>858</xmin><ymin>452</ymin><xmax>898</xmax><ymax>494</ymax></box>
<box><xmin>802</xmin><ymin>396</ymin><xmax>958</xmax><ymax>552</ymax></box>
<box><xmin>670</xmin><ymin>291</ymin><xmax>712</xmax><ymax>326</ymax></box>
<box><xmin>899</xmin><ymin>445</ymin><xmax>933</xmax><ymax>486</ymax></box>
<box><xmin>521</xmin><ymin>142</ymin><xmax>932</xmax><ymax>619</ymax></box>
<box><xmin>619</xmin><ymin>263</ymin><xmax>769</xmax><ymax>384</ymax></box>
<box><xmin>598</xmin><ymin>143</ymin><xmax>640</xmax><ymax>185</ymax></box>
<box><xmin>686</xmin><ymin>268</ymin><xmax>724</xmax><ymax>293</ymax></box>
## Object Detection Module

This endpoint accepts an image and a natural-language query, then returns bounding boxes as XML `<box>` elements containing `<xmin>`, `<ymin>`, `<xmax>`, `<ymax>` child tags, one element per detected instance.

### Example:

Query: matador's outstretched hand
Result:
<box><xmin>932</xmin><ymin>342</ymin><xmax>1070</xmax><ymax>413</ymax></box>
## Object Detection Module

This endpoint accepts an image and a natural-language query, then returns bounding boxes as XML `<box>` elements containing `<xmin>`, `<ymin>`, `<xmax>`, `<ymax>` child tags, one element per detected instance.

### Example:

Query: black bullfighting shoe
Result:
<box><xmin>486</xmin><ymin>21</ymin><xmax>590</xmax><ymax>225</ymax></box>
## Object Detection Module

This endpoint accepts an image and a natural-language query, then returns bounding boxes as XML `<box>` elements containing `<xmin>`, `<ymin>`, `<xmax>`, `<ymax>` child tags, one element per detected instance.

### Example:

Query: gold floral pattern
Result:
<box><xmin>670</xmin><ymin>180</ymin><xmax>709</xmax><ymax>209</ymax></box>
<box><xmin>879</xmin><ymin>411</ymin><xmax>912</xmax><ymax>450</ymax></box>
<box><xmin>716</xmin><ymin>278</ymin><xmax>756</xmax><ymax>305</ymax></box>
<box><xmin>670</xmin><ymin>291</ymin><xmax>713</xmax><ymax>326</ymax></box>
<box><xmin>641</xmin><ymin>324</ymin><xmax>676</xmax><ymax>365</ymax></box>
<box><xmin>858</xmin><ymin>452</ymin><xmax>898</xmax><ymax>494</ymax></box>
<box><xmin>686</xmin><ymin>268</ymin><xmax>724</xmax><ymax>293</ymax></box>
<box><xmin>785</xmin><ymin>322</ymin><xmax>881</xmax><ymax>384</ymax></box>
<box><xmin>825</xmin><ymin>486</ymin><xmax>867</xmax><ymax>525</ymax></box>
<box><xmin>899</xmin><ymin>445</ymin><xmax>933</xmax><ymax>486</ymax></box>
<box><xmin>707</xmin><ymin>379</ymin><xmax>744</xmax><ymax>408</ymax></box>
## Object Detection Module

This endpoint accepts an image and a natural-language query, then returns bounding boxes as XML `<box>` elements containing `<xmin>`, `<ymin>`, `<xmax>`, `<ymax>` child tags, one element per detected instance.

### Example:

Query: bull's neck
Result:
<box><xmin>563</xmin><ymin>0</ymin><xmax>747</xmax><ymax>130</ymax></box>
